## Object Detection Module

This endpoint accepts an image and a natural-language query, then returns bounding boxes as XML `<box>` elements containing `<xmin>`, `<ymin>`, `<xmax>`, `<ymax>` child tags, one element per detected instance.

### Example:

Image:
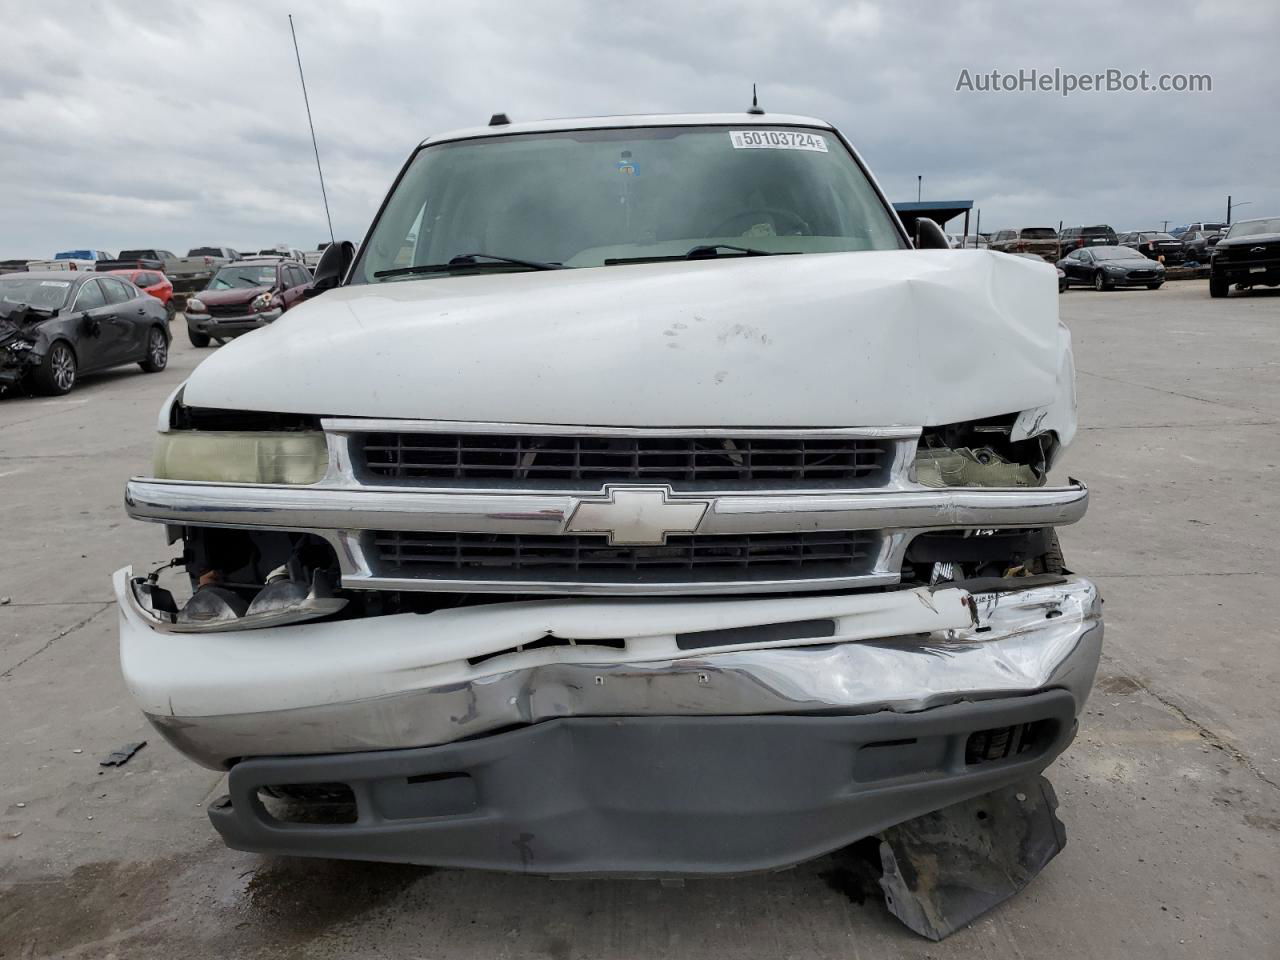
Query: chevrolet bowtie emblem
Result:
<box><xmin>567</xmin><ymin>485</ymin><xmax>710</xmax><ymax>546</ymax></box>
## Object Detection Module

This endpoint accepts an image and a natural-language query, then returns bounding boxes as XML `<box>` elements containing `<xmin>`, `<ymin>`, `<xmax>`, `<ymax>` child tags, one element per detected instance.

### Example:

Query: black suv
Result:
<box><xmin>1059</xmin><ymin>225</ymin><xmax>1117</xmax><ymax>250</ymax></box>
<box><xmin>1210</xmin><ymin>217</ymin><xmax>1280</xmax><ymax>297</ymax></box>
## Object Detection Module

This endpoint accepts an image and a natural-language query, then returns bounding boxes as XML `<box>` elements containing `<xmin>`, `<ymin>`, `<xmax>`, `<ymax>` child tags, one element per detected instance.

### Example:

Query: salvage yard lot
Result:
<box><xmin>1</xmin><ymin>279</ymin><xmax>1277</xmax><ymax>958</ymax></box>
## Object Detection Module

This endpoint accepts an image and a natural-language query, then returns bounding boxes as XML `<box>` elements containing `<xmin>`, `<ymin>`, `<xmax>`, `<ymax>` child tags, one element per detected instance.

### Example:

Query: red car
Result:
<box><xmin>108</xmin><ymin>268</ymin><xmax>175</xmax><ymax>320</ymax></box>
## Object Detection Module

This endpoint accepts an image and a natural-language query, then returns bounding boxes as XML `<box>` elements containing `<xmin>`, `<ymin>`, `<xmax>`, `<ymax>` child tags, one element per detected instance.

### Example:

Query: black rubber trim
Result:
<box><xmin>675</xmin><ymin>618</ymin><xmax>836</xmax><ymax>650</ymax></box>
<box><xmin>208</xmin><ymin>690</ymin><xmax>1078</xmax><ymax>876</ymax></box>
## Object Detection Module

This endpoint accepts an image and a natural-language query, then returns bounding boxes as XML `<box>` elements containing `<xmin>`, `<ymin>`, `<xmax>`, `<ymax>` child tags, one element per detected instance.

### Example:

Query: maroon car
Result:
<box><xmin>182</xmin><ymin>258</ymin><xmax>312</xmax><ymax>347</ymax></box>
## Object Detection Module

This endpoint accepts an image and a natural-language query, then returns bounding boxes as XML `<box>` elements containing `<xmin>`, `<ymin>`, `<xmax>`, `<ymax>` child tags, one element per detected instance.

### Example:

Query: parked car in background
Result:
<box><xmin>1209</xmin><ymin>216</ymin><xmax>1280</xmax><ymax>298</ymax></box>
<box><xmin>0</xmin><ymin>272</ymin><xmax>170</xmax><ymax>395</ymax></box>
<box><xmin>28</xmin><ymin>250</ymin><xmax>114</xmax><ymax>272</ymax></box>
<box><xmin>183</xmin><ymin>258</ymin><xmax>312</xmax><ymax>346</ymax></box>
<box><xmin>960</xmin><ymin>235</ymin><xmax>988</xmax><ymax>249</ymax></box>
<box><xmin>1117</xmin><ymin>231</ymin><xmax>1185</xmax><ymax>264</ymax></box>
<box><xmin>168</xmin><ymin>247</ymin><xmax>241</xmax><ymax>296</ymax></box>
<box><xmin>96</xmin><ymin>249</ymin><xmax>180</xmax><ymax>273</ymax></box>
<box><xmin>1058</xmin><ymin>225</ymin><xmax>1117</xmax><ymax>250</ymax></box>
<box><xmin>1182</xmin><ymin>229</ymin><xmax>1225</xmax><ymax>262</ymax></box>
<box><xmin>1009</xmin><ymin>251</ymin><xmax>1068</xmax><ymax>293</ymax></box>
<box><xmin>989</xmin><ymin>227</ymin><xmax>1059</xmax><ymax>261</ymax></box>
<box><xmin>108</xmin><ymin>268</ymin><xmax>176</xmax><ymax>320</ymax></box>
<box><xmin>0</xmin><ymin>260</ymin><xmax>32</xmax><ymax>274</ymax></box>
<box><xmin>1058</xmin><ymin>245</ymin><xmax>1165</xmax><ymax>290</ymax></box>
<box><xmin>257</xmin><ymin>246</ymin><xmax>308</xmax><ymax>262</ymax></box>
<box><xmin>1173</xmin><ymin>221</ymin><xmax>1228</xmax><ymax>240</ymax></box>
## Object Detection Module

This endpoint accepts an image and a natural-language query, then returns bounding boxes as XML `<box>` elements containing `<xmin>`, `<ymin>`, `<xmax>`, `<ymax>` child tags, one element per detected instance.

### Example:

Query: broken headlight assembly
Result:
<box><xmin>907</xmin><ymin>416</ymin><xmax>1064</xmax><ymax>585</ymax></box>
<box><xmin>250</xmin><ymin>292</ymin><xmax>278</xmax><ymax>312</ymax></box>
<box><xmin>129</xmin><ymin>529</ymin><xmax>348</xmax><ymax>633</ymax></box>
<box><xmin>185</xmin><ymin>297</ymin><xmax>207</xmax><ymax>313</ymax></box>
<box><xmin>153</xmin><ymin>431</ymin><xmax>328</xmax><ymax>484</ymax></box>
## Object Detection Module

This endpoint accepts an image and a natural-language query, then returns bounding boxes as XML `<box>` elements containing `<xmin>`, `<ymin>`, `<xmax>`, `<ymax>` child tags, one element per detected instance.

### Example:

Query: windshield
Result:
<box><xmin>55</xmin><ymin>250</ymin><xmax>93</xmax><ymax>260</ymax></box>
<box><xmin>352</xmin><ymin>125</ymin><xmax>905</xmax><ymax>282</ymax></box>
<box><xmin>208</xmin><ymin>265</ymin><xmax>276</xmax><ymax>289</ymax></box>
<box><xmin>1093</xmin><ymin>247</ymin><xmax>1139</xmax><ymax>260</ymax></box>
<box><xmin>1021</xmin><ymin>228</ymin><xmax>1056</xmax><ymax>239</ymax></box>
<box><xmin>188</xmin><ymin>247</ymin><xmax>222</xmax><ymax>257</ymax></box>
<box><xmin>0</xmin><ymin>277</ymin><xmax>72</xmax><ymax>311</ymax></box>
<box><xmin>1081</xmin><ymin>227</ymin><xmax>1115</xmax><ymax>237</ymax></box>
<box><xmin>1226</xmin><ymin>218</ymin><xmax>1280</xmax><ymax>238</ymax></box>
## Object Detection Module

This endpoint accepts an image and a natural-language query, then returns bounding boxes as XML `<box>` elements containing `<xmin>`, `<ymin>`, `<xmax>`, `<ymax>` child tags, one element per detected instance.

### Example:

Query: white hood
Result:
<box><xmin>182</xmin><ymin>250</ymin><xmax>1072</xmax><ymax>432</ymax></box>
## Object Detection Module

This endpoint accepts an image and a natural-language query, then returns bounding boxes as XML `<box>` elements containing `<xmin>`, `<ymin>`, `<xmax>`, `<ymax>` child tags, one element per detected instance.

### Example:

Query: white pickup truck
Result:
<box><xmin>116</xmin><ymin>112</ymin><xmax>1099</xmax><ymax>937</ymax></box>
<box><xmin>27</xmin><ymin>249</ymin><xmax>114</xmax><ymax>272</ymax></box>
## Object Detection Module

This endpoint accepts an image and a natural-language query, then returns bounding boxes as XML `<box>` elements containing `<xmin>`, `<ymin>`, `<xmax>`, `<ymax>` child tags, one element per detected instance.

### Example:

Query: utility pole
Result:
<box><xmin>1228</xmin><ymin>195</ymin><xmax>1254</xmax><ymax>224</ymax></box>
<box><xmin>917</xmin><ymin>175</ymin><xmax>922</xmax><ymax>203</ymax></box>
<box><xmin>1162</xmin><ymin>220</ymin><xmax>1169</xmax><ymax>232</ymax></box>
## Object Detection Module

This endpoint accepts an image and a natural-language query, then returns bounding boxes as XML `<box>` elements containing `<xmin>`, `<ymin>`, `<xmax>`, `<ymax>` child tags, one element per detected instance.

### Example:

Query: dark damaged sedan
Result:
<box><xmin>0</xmin><ymin>272</ymin><xmax>170</xmax><ymax>396</ymax></box>
<box><xmin>182</xmin><ymin>258</ymin><xmax>312</xmax><ymax>347</ymax></box>
<box><xmin>1058</xmin><ymin>245</ymin><xmax>1165</xmax><ymax>291</ymax></box>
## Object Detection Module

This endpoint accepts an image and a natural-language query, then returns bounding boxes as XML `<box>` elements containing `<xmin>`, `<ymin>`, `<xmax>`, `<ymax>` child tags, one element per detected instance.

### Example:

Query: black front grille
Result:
<box><xmin>1128</xmin><ymin>270</ymin><xmax>1156</xmax><ymax>280</ymax></box>
<box><xmin>1220</xmin><ymin>242</ymin><xmax>1280</xmax><ymax>263</ymax></box>
<box><xmin>208</xmin><ymin>302</ymin><xmax>251</xmax><ymax>318</ymax></box>
<box><xmin>372</xmin><ymin>530</ymin><xmax>878</xmax><ymax>583</ymax></box>
<box><xmin>360</xmin><ymin>433</ymin><xmax>893</xmax><ymax>487</ymax></box>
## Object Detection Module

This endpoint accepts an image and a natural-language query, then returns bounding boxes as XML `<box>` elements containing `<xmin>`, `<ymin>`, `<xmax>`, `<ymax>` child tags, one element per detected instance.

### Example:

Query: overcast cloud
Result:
<box><xmin>1</xmin><ymin>0</ymin><xmax>1275</xmax><ymax>258</ymax></box>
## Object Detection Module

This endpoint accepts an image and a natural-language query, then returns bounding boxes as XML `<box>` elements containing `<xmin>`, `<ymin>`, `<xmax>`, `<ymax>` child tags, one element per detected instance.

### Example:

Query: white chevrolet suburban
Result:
<box><xmin>116</xmin><ymin>112</ymin><xmax>1100</xmax><ymax>937</ymax></box>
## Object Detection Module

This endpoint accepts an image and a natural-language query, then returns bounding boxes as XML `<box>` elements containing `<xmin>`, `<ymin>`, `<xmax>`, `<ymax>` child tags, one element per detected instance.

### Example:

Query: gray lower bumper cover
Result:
<box><xmin>210</xmin><ymin>689</ymin><xmax>1077</xmax><ymax>876</ymax></box>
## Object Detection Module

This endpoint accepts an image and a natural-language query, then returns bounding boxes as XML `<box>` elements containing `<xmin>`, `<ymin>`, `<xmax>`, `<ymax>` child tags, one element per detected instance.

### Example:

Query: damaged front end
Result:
<box><xmin>115</xmin><ymin>400</ymin><xmax>1101</xmax><ymax>941</ymax></box>
<box><xmin>0</xmin><ymin>306</ymin><xmax>51</xmax><ymax>389</ymax></box>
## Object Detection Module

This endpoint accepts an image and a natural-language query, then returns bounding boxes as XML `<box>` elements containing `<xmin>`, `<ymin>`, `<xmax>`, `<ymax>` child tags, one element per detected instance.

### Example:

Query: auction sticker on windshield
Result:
<box><xmin>730</xmin><ymin>130</ymin><xmax>828</xmax><ymax>152</ymax></box>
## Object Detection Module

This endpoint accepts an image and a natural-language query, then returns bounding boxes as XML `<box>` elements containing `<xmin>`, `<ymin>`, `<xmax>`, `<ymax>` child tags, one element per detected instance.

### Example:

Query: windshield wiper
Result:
<box><xmin>374</xmin><ymin>252</ymin><xmax>565</xmax><ymax>279</ymax></box>
<box><xmin>605</xmin><ymin>244</ymin><xmax>796</xmax><ymax>266</ymax></box>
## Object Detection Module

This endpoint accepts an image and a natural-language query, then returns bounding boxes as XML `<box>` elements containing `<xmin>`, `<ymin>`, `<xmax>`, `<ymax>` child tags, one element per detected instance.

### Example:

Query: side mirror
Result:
<box><xmin>912</xmin><ymin>217</ymin><xmax>951</xmax><ymax>250</ymax></box>
<box><xmin>305</xmin><ymin>241</ymin><xmax>355</xmax><ymax>298</ymax></box>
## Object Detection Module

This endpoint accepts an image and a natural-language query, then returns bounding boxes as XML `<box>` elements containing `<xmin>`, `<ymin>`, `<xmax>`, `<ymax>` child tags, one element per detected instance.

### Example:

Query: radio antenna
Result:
<box><xmin>288</xmin><ymin>13</ymin><xmax>335</xmax><ymax>244</ymax></box>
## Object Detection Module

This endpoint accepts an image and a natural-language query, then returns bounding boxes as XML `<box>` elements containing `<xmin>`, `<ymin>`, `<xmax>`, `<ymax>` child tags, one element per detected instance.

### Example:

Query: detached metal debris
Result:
<box><xmin>877</xmin><ymin>775</ymin><xmax>1066</xmax><ymax>940</ymax></box>
<box><xmin>99</xmin><ymin>741</ymin><xmax>147</xmax><ymax>767</ymax></box>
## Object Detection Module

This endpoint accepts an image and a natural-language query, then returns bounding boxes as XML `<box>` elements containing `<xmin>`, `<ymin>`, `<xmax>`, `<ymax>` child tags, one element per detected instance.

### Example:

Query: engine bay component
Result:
<box><xmin>914</xmin><ymin>446</ymin><xmax>1040</xmax><ymax>488</ymax></box>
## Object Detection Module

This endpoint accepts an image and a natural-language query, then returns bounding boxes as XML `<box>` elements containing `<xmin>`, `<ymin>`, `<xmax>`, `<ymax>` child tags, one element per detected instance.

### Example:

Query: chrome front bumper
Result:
<box><xmin>116</xmin><ymin>569</ymin><xmax>1102</xmax><ymax>769</ymax></box>
<box><xmin>123</xmin><ymin>474</ymin><xmax>1088</xmax><ymax>595</ymax></box>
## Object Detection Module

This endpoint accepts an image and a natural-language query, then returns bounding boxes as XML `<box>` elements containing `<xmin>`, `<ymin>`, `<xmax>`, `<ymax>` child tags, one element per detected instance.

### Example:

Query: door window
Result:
<box><xmin>100</xmin><ymin>277</ymin><xmax>133</xmax><ymax>304</ymax></box>
<box><xmin>72</xmin><ymin>280</ymin><xmax>107</xmax><ymax>311</ymax></box>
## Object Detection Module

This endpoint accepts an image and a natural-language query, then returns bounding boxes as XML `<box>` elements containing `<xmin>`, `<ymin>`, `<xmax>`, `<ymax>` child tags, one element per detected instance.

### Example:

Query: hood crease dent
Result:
<box><xmin>182</xmin><ymin>250</ymin><xmax>1064</xmax><ymax>428</ymax></box>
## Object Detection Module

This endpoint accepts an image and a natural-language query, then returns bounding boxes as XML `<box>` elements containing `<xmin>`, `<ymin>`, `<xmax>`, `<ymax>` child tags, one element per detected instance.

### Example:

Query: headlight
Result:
<box><xmin>1105</xmin><ymin>264</ymin><xmax>1125</xmax><ymax>273</ymax></box>
<box><xmin>186</xmin><ymin>297</ymin><xmax>207</xmax><ymax>313</ymax></box>
<box><xmin>153</xmin><ymin>431</ymin><xmax>328</xmax><ymax>484</ymax></box>
<box><xmin>250</xmin><ymin>293</ymin><xmax>277</xmax><ymax>312</ymax></box>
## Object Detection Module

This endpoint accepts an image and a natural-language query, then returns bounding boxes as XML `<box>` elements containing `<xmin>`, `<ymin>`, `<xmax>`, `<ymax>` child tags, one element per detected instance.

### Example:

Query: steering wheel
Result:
<box><xmin>710</xmin><ymin>207</ymin><xmax>812</xmax><ymax>238</ymax></box>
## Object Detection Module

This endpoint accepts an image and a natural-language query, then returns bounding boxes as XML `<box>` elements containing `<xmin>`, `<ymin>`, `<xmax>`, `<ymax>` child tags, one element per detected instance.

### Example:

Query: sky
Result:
<box><xmin>1</xmin><ymin>0</ymin><xmax>1276</xmax><ymax>258</ymax></box>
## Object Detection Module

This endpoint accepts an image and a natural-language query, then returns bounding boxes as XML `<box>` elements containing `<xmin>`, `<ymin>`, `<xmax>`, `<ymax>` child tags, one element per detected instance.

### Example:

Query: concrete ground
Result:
<box><xmin>1</xmin><ymin>280</ymin><xmax>1277</xmax><ymax>958</ymax></box>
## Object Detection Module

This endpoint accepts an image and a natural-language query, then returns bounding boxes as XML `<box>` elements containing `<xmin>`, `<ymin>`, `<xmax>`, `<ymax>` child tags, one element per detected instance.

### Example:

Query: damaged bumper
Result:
<box><xmin>116</xmin><ymin>568</ymin><xmax>1100</xmax><ymax>873</ymax></box>
<box><xmin>116</xmin><ymin>571</ymin><xmax>1101</xmax><ymax>767</ymax></box>
<box><xmin>185</xmin><ymin>307</ymin><xmax>281</xmax><ymax>337</ymax></box>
